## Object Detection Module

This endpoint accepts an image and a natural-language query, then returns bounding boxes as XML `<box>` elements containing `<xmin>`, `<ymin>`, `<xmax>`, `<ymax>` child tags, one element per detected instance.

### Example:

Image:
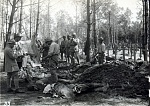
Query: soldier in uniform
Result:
<box><xmin>97</xmin><ymin>37</ymin><xmax>106</xmax><ymax>64</ymax></box>
<box><xmin>4</xmin><ymin>39</ymin><xmax>23</xmax><ymax>93</ymax></box>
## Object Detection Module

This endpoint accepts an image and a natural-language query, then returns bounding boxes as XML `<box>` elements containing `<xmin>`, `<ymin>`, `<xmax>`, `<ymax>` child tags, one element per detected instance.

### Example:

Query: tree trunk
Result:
<box><xmin>130</xmin><ymin>43</ymin><xmax>132</xmax><ymax>59</ymax></box>
<box><xmin>5</xmin><ymin>0</ymin><xmax>8</xmax><ymax>42</ymax></box>
<box><xmin>7</xmin><ymin>0</ymin><xmax>18</xmax><ymax>40</ymax></box>
<box><xmin>43</xmin><ymin>22</ymin><xmax>45</xmax><ymax>37</ymax></box>
<box><xmin>1</xmin><ymin>0</ymin><xmax>4</xmax><ymax>72</ymax></box>
<box><xmin>33</xmin><ymin>11</ymin><xmax>36</xmax><ymax>33</ymax></box>
<box><xmin>108</xmin><ymin>11</ymin><xmax>111</xmax><ymax>45</ymax></box>
<box><xmin>123</xmin><ymin>43</ymin><xmax>125</xmax><ymax>61</ymax></box>
<box><xmin>93</xmin><ymin>0</ymin><xmax>97</xmax><ymax>51</ymax></box>
<box><xmin>47</xmin><ymin>0</ymin><xmax>50</xmax><ymax>37</ymax></box>
<box><xmin>76</xmin><ymin>4</ymin><xmax>78</xmax><ymax>36</ymax></box>
<box><xmin>18</xmin><ymin>0</ymin><xmax>23</xmax><ymax>34</ymax></box>
<box><xmin>47</xmin><ymin>0</ymin><xmax>51</xmax><ymax>37</ymax></box>
<box><xmin>134</xmin><ymin>44</ymin><xmax>136</xmax><ymax>63</ymax></box>
<box><xmin>143</xmin><ymin>0</ymin><xmax>148</xmax><ymax>61</ymax></box>
<box><xmin>35</xmin><ymin>0</ymin><xmax>40</xmax><ymax>36</ymax></box>
<box><xmin>112</xmin><ymin>18</ymin><xmax>115</xmax><ymax>54</ymax></box>
<box><xmin>115</xmin><ymin>44</ymin><xmax>117</xmax><ymax>60</ymax></box>
<box><xmin>29</xmin><ymin>0</ymin><xmax>32</xmax><ymax>39</ymax></box>
<box><xmin>1</xmin><ymin>0</ymin><xmax>4</xmax><ymax>42</ymax></box>
<box><xmin>148</xmin><ymin>1</ymin><xmax>150</xmax><ymax>63</ymax></box>
<box><xmin>86</xmin><ymin>0</ymin><xmax>90</xmax><ymax>62</ymax></box>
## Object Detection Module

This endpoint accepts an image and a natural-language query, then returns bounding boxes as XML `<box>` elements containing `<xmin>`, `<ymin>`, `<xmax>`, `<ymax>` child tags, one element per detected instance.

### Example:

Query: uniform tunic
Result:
<box><xmin>48</xmin><ymin>42</ymin><xmax>60</xmax><ymax>67</ymax></box>
<box><xmin>97</xmin><ymin>42</ymin><xmax>106</xmax><ymax>64</ymax></box>
<box><xmin>4</xmin><ymin>46</ymin><xmax>19</xmax><ymax>72</ymax></box>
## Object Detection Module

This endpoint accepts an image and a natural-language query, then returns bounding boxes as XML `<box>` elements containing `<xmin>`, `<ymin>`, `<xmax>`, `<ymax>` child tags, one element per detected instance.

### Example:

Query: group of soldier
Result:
<box><xmin>4</xmin><ymin>32</ymin><xmax>106</xmax><ymax>93</ymax></box>
<box><xmin>60</xmin><ymin>34</ymin><xmax>80</xmax><ymax>65</ymax></box>
<box><xmin>42</xmin><ymin>33</ymin><xmax>80</xmax><ymax>67</ymax></box>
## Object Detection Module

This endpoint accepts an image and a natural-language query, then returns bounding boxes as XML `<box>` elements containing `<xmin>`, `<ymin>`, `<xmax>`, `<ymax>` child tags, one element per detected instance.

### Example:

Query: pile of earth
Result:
<box><xmin>74</xmin><ymin>61</ymin><xmax>149</xmax><ymax>99</ymax></box>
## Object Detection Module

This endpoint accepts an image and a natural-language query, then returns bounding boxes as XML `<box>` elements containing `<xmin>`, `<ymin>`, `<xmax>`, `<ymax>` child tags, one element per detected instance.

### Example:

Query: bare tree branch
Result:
<box><xmin>16</xmin><ymin>0</ymin><xmax>45</xmax><ymax>8</ymax></box>
<box><xmin>16</xmin><ymin>2</ymin><xmax>38</xmax><ymax>8</ymax></box>
<box><xmin>95</xmin><ymin>2</ymin><xmax>103</xmax><ymax>11</ymax></box>
<box><xmin>12</xmin><ymin>16</ymin><xmax>29</xmax><ymax>24</ymax></box>
<box><xmin>8</xmin><ymin>0</ymin><xmax>13</xmax><ymax>6</ymax></box>
<box><xmin>15</xmin><ymin>0</ymin><xmax>20</xmax><ymax>5</ymax></box>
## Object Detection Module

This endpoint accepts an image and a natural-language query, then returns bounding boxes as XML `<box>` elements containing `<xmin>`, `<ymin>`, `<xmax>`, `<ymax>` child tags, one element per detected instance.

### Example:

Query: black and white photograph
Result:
<box><xmin>0</xmin><ymin>0</ymin><xmax>149</xmax><ymax>105</ymax></box>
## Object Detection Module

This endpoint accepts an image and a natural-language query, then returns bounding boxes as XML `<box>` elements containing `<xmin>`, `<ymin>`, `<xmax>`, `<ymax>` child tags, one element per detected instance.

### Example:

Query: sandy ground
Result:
<box><xmin>0</xmin><ymin>93</ymin><xmax>148</xmax><ymax>106</ymax></box>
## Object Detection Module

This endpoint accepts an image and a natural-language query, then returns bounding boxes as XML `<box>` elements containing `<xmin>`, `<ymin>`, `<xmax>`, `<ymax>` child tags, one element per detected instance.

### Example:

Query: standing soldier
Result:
<box><xmin>69</xmin><ymin>35</ymin><xmax>77</xmax><ymax>65</ymax></box>
<box><xmin>66</xmin><ymin>35</ymin><xmax>71</xmax><ymax>63</ymax></box>
<box><xmin>43</xmin><ymin>39</ymin><xmax>60</xmax><ymax>68</ymax></box>
<box><xmin>72</xmin><ymin>33</ymin><xmax>80</xmax><ymax>64</ymax></box>
<box><xmin>97</xmin><ymin>37</ymin><xmax>106</xmax><ymax>64</ymax></box>
<box><xmin>36</xmin><ymin>39</ymin><xmax>59</xmax><ymax>88</ymax></box>
<box><xmin>4</xmin><ymin>39</ymin><xmax>23</xmax><ymax>93</ymax></box>
<box><xmin>60</xmin><ymin>36</ymin><xmax>67</xmax><ymax>61</ymax></box>
<box><xmin>14</xmin><ymin>33</ymin><xmax>24</xmax><ymax>69</ymax></box>
<box><xmin>41</xmin><ymin>39</ymin><xmax>51</xmax><ymax>66</ymax></box>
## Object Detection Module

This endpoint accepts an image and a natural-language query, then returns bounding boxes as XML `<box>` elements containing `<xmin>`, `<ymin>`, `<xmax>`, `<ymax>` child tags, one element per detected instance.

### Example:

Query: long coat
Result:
<box><xmin>4</xmin><ymin>46</ymin><xmax>19</xmax><ymax>72</ymax></box>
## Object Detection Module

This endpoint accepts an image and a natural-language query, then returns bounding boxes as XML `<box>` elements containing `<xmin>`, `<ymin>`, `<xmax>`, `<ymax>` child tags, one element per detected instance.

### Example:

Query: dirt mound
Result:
<box><xmin>75</xmin><ymin>61</ymin><xmax>149</xmax><ymax>99</ymax></box>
